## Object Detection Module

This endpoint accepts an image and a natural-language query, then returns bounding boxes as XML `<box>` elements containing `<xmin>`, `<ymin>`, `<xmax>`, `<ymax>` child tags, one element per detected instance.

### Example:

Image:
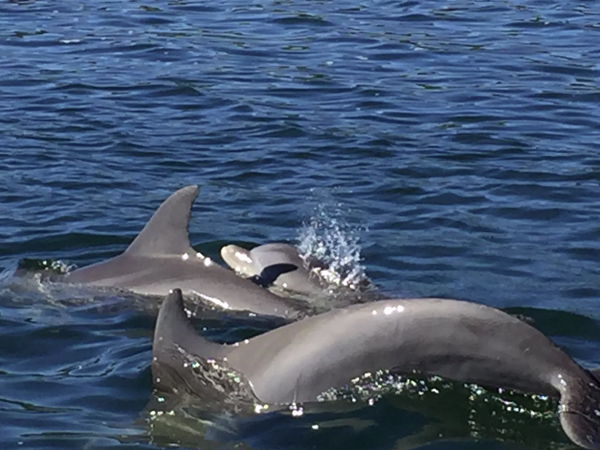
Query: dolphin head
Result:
<box><xmin>220</xmin><ymin>245</ymin><xmax>257</xmax><ymax>277</ymax></box>
<box><xmin>221</xmin><ymin>244</ymin><xmax>301</xmax><ymax>290</ymax></box>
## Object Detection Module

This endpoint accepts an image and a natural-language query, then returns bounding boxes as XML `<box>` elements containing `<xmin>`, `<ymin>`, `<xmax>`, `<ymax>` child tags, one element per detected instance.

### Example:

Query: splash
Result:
<box><xmin>17</xmin><ymin>257</ymin><xmax>74</xmax><ymax>275</ymax></box>
<box><xmin>1</xmin><ymin>258</ymin><xmax>152</xmax><ymax>315</ymax></box>
<box><xmin>297</xmin><ymin>193</ymin><xmax>368</xmax><ymax>291</ymax></box>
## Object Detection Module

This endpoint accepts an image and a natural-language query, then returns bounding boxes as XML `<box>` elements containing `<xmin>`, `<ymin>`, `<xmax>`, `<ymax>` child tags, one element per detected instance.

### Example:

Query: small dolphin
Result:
<box><xmin>65</xmin><ymin>186</ymin><xmax>301</xmax><ymax>319</ymax></box>
<box><xmin>220</xmin><ymin>243</ymin><xmax>326</xmax><ymax>295</ymax></box>
<box><xmin>153</xmin><ymin>289</ymin><xmax>600</xmax><ymax>449</ymax></box>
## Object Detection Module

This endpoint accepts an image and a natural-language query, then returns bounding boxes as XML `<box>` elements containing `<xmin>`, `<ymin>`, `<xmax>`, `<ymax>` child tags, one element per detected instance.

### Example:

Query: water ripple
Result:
<box><xmin>1</xmin><ymin>0</ymin><xmax>600</xmax><ymax>448</ymax></box>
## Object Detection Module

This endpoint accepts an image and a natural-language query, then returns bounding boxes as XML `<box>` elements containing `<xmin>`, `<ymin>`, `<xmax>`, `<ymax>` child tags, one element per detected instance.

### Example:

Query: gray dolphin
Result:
<box><xmin>152</xmin><ymin>289</ymin><xmax>600</xmax><ymax>449</ymax></box>
<box><xmin>220</xmin><ymin>242</ymin><xmax>371</xmax><ymax>295</ymax></box>
<box><xmin>65</xmin><ymin>186</ymin><xmax>301</xmax><ymax>319</ymax></box>
<box><xmin>220</xmin><ymin>243</ymin><xmax>326</xmax><ymax>295</ymax></box>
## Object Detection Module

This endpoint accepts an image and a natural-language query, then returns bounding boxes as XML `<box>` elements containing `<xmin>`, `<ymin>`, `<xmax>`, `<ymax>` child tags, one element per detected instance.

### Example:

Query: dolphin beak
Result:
<box><xmin>220</xmin><ymin>245</ymin><xmax>254</xmax><ymax>275</ymax></box>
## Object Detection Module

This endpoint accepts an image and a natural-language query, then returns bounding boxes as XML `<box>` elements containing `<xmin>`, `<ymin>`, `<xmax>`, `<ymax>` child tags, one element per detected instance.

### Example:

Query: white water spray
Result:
<box><xmin>297</xmin><ymin>193</ymin><xmax>368</xmax><ymax>291</ymax></box>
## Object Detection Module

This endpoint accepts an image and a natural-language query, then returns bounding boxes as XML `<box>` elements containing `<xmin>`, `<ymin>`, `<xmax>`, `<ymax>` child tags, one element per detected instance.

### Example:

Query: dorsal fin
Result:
<box><xmin>153</xmin><ymin>288</ymin><xmax>222</xmax><ymax>357</ymax></box>
<box><xmin>125</xmin><ymin>185</ymin><xmax>199</xmax><ymax>256</ymax></box>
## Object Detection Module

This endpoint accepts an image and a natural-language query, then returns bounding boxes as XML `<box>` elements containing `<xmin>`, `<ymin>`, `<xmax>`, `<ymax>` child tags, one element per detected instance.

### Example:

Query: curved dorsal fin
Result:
<box><xmin>125</xmin><ymin>185</ymin><xmax>199</xmax><ymax>256</ymax></box>
<box><xmin>154</xmin><ymin>288</ymin><xmax>222</xmax><ymax>357</ymax></box>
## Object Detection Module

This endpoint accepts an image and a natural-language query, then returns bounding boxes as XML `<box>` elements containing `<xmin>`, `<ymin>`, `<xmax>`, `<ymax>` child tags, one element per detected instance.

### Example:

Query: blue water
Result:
<box><xmin>1</xmin><ymin>0</ymin><xmax>600</xmax><ymax>448</ymax></box>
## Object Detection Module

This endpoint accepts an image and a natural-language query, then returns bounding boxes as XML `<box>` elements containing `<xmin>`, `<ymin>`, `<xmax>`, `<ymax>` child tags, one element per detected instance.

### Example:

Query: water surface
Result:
<box><xmin>1</xmin><ymin>0</ymin><xmax>600</xmax><ymax>449</ymax></box>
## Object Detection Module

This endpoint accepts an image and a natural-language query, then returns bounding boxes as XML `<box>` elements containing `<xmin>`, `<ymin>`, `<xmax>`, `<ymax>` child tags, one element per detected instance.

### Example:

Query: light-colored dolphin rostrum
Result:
<box><xmin>152</xmin><ymin>289</ymin><xmax>600</xmax><ymax>450</ymax></box>
<box><xmin>65</xmin><ymin>186</ymin><xmax>301</xmax><ymax>319</ymax></box>
<box><xmin>220</xmin><ymin>243</ymin><xmax>330</xmax><ymax>295</ymax></box>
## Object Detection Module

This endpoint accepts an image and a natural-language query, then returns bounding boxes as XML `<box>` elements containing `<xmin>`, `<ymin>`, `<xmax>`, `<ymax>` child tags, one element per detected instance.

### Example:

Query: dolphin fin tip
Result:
<box><xmin>125</xmin><ymin>186</ymin><xmax>199</xmax><ymax>257</ymax></box>
<box><xmin>168</xmin><ymin>288</ymin><xmax>183</xmax><ymax>299</ymax></box>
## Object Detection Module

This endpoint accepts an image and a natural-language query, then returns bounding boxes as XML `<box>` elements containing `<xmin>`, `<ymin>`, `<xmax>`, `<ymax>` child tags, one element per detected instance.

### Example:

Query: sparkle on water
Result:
<box><xmin>297</xmin><ymin>192</ymin><xmax>369</xmax><ymax>290</ymax></box>
<box><xmin>2</xmin><ymin>0</ymin><xmax>600</xmax><ymax>449</ymax></box>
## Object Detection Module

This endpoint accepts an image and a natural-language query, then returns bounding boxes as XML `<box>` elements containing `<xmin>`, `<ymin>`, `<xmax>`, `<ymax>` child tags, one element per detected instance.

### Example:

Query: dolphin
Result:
<box><xmin>64</xmin><ymin>186</ymin><xmax>302</xmax><ymax>319</ymax></box>
<box><xmin>220</xmin><ymin>242</ymin><xmax>371</xmax><ymax>295</ymax></box>
<box><xmin>220</xmin><ymin>243</ymin><xmax>327</xmax><ymax>295</ymax></box>
<box><xmin>152</xmin><ymin>289</ymin><xmax>600</xmax><ymax>450</ymax></box>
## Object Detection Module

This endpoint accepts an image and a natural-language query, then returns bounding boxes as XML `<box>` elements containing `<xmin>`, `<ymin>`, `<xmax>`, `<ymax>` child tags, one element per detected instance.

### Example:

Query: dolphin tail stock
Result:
<box><xmin>125</xmin><ymin>185</ymin><xmax>200</xmax><ymax>257</ymax></box>
<box><xmin>249</xmin><ymin>263</ymin><xmax>299</xmax><ymax>288</ymax></box>
<box><xmin>558</xmin><ymin>368</ymin><xmax>600</xmax><ymax>450</ymax></box>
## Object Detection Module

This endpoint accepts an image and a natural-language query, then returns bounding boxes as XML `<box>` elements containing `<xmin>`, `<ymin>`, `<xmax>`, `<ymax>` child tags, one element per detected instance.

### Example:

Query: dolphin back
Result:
<box><xmin>152</xmin><ymin>292</ymin><xmax>600</xmax><ymax>449</ymax></box>
<box><xmin>559</xmin><ymin>368</ymin><xmax>600</xmax><ymax>449</ymax></box>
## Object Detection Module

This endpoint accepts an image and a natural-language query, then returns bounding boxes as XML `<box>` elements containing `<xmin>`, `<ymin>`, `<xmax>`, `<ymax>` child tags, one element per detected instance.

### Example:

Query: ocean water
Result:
<box><xmin>1</xmin><ymin>0</ymin><xmax>600</xmax><ymax>449</ymax></box>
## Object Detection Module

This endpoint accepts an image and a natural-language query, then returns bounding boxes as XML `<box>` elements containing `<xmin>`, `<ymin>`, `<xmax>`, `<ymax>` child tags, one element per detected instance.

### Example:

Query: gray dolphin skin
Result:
<box><xmin>65</xmin><ymin>186</ymin><xmax>301</xmax><ymax>319</ymax></box>
<box><xmin>153</xmin><ymin>289</ymin><xmax>600</xmax><ymax>449</ymax></box>
<box><xmin>220</xmin><ymin>243</ymin><xmax>327</xmax><ymax>295</ymax></box>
